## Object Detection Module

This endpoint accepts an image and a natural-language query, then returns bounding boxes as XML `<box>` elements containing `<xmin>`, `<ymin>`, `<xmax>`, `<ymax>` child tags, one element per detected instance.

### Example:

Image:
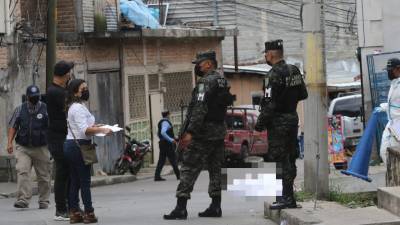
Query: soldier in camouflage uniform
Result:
<box><xmin>255</xmin><ymin>40</ymin><xmax>308</xmax><ymax>210</ymax></box>
<box><xmin>164</xmin><ymin>51</ymin><xmax>234</xmax><ymax>220</ymax></box>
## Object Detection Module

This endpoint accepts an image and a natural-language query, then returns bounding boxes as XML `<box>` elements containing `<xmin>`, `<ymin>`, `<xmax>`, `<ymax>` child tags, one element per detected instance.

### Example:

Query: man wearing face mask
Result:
<box><xmin>255</xmin><ymin>40</ymin><xmax>308</xmax><ymax>210</ymax></box>
<box><xmin>46</xmin><ymin>60</ymin><xmax>74</xmax><ymax>221</ymax></box>
<box><xmin>377</xmin><ymin>58</ymin><xmax>400</xmax><ymax>165</ymax></box>
<box><xmin>164</xmin><ymin>51</ymin><xmax>234</xmax><ymax>220</ymax></box>
<box><xmin>6</xmin><ymin>85</ymin><xmax>51</xmax><ymax>209</ymax></box>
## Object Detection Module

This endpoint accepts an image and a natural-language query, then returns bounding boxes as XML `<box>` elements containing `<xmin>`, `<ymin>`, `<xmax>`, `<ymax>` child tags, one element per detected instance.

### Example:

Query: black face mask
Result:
<box><xmin>194</xmin><ymin>64</ymin><xmax>205</xmax><ymax>77</ymax></box>
<box><xmin>80</xmin><ymin>90</ymin><xmax>90</xmax><ymax>101</ymax></box>
<box><xmin>29</xmin><ymin>96</ymin><xmax>40</xmax><ymax>105</ymax></box>
<box><xmin>388</xmin><ymin>69</ymin><xmax>396</xmax><ymax>80</ymax></box>
<box><xmin>266</xmin><ymin>60</ymin><xmax>272</xmax><ymax>66</ymax></box>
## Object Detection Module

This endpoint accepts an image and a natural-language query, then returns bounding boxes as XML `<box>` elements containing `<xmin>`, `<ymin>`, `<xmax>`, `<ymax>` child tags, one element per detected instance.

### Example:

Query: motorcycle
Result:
<box><xmin>115</xmin><ymin>126</ymin><xmax>151</xmax><ymax>175</ymax></box>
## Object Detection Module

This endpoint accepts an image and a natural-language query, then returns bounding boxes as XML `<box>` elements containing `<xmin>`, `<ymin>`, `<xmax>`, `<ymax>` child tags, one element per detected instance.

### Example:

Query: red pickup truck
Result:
<box><xmin>224</xmin><ymin>107</ymin><xmax>268</xmax><ymax>162</ymax></box>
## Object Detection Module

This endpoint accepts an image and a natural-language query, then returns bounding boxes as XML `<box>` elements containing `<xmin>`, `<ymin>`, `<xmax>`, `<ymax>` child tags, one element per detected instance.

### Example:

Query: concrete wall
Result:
<box><xmin>355</xmin><ymin>0</ymin><xmax>400</xmax><ymax>117</ymax></box>
<box><xmin>221</xmin><ymin>0</ymin><xmax>358</xmax><ymax>65</ymax></box>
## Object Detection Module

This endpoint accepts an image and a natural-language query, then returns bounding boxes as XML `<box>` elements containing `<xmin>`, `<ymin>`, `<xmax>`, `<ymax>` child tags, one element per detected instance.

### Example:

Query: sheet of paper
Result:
<box><xmin>94</xmin><ymin>124</ymin><xmax>123</xmax><ymax>137</ymax></box>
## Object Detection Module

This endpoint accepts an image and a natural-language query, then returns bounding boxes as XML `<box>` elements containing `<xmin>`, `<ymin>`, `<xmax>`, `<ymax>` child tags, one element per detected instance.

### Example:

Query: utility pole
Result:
<box><xmin>46</xmin><ymin>0</ymin><xmax>57</xmax><ymax>89</ymax></box>
<box><xmin>302</xmin><ymin>0</ymin><xmax>329</xmax><ymax>199</ymax></box>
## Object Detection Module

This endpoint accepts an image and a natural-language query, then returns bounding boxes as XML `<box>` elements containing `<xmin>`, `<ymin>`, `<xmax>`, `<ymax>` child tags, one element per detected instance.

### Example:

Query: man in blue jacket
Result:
<box><xmin>154</xmin><ymin>110</ymin><xmax>180</xmax><ymax>181</ymax></box>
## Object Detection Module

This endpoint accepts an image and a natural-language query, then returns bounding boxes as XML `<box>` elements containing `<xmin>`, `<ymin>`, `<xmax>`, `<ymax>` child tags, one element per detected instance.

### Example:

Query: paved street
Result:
<box><xmin>0</xmin><ymin>171</ymin><xmax>277</xmax><ymax>225</ymax></box>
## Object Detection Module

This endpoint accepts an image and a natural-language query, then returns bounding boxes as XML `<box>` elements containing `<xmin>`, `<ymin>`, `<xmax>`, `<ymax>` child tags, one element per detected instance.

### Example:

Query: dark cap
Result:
<box><xmin>386</xmin><ymin>58</ymin><xmax>400</xmax><ymax>71</ymax></box>
<box><xmin>26</xmin><ymin>85</ymin><xmax>40</xmax><ymax>97</ymax></box>
<box><xmin>264</xmin><ymin>39</ymin><xmax>283</xmax><ymax>52</ymax></box>
<box><xmin>161</xmin><ymin>110</ymin><xmax>170</xmax><ymax>118</ymax></box>
<box><xmin>54</xmin><ymin>60</ymin><xmax>74</xmax><ymax>76</ymax></box>
<box><xmin>192</xmin><ymin>50</ymin><xmax>216</xmax><ymax>64</ymax></box>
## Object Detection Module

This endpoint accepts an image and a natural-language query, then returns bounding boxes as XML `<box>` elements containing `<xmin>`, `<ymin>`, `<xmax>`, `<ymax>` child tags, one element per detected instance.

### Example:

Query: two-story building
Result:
<box><xmin>0</xmin><ymin>0</ymin><xmax>235</xmax><ymax>174</ymax></box>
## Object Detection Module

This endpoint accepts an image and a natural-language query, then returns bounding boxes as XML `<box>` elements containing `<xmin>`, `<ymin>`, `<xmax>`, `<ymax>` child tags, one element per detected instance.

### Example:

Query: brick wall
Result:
<box><xmin>124</xmin><ymin>38</ymin><xmax>223</xmax><ymax>68</ymax></box>
<box><xmin>20</xmin><ymin>0</ymin><xmax>47</xmax><ymax>34</ymax></box>
<box><xmin>0</xmin><ymin>47</ymin><xmax>8</xmax><ymax>69</ymax></box>
<box><xmin>85</xmin><ymin>39</ymin><xmax>119</xmax><ymax>63</ymax></box>
<box><xmin>56</xmin><ymin>42</ymin><xmax>84</xmax><ymax>62</ymax></box>
<box><xmin>124</xmin><ymin>40</ymin><xmax>144</xmax><ymax>66</ymax></box>
<box><xmin>19</xmin><ymin>0</ymin><xmax>77</xmax><ymax>34</ymax></box>
<box><xmin>57</xmin><ymin>0</ymin><xmax>77</xmax><ymax>33</ymax></box>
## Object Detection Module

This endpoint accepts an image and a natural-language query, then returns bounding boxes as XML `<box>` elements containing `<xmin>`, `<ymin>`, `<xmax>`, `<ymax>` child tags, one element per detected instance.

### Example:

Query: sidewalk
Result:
<box><xmin>264</xmin><ymin>160</ymin><xmax>399</xmax><ymax>225</ymax></box>
<box><xmin>0</xmin><ymin>165</ymin><xmax>174</xmax><ymax>199</ymax></box>
<box><xmin>294</xmin><ymin>159</ymin><xmax>386</xmax><ymax>193</ymax></box>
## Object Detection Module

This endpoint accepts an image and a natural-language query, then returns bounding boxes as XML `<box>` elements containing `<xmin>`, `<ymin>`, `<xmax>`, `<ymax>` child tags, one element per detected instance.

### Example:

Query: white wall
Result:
<box><xmin>357</xmin><ymin>0</ymin><xmax>400</xmax><ymax>117</ymax></box>
<box><xmin>357</xmin><ymin>0</ymin><xmax>384</xmax><ymax>48</ymax></box>
<box><xmin>383</xmin><ymin>0</ymin><xmax>400</xmax><ymax>52</ymax></box>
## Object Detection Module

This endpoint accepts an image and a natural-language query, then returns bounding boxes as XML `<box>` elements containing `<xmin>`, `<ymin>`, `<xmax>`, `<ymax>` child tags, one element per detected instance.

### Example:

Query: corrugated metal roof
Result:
<box><xmin>165</xmin><ymin>0</ymin><xmax>237</xmax><ymax>27</ymax></box>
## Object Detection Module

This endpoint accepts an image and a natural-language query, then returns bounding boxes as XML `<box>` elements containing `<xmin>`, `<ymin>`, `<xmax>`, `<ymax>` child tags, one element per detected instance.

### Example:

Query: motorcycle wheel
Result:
<box><xmin>129</xmin><ymin>161</ymin><xmax>143</xmax><ymax>175</ymax></box>
<box><xmin>116</xmin><ymin>159</ymin><xmax>130</xmax><ymax>175</ymax></box>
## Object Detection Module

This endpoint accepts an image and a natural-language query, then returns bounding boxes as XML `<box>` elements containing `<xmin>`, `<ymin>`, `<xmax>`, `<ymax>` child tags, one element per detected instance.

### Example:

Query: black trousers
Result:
<box><xmin>155</xmin><ymin>141</ymin><xmax>180</xmax><ymax>179</ymax></box>
<box><xmin>48</xmin><ymin>140</ymin><xmax>70</xmax><ymax>212</ymax></box>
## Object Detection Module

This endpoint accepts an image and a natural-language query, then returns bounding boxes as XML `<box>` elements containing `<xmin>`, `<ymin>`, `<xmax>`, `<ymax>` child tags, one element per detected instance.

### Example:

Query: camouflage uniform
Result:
<box><xmin>176</xmin><ymin>70</ymin><xmax>229</xmax><ymax>199</ymax></box>
<box><xmin>255</xmin><ymin>60</ymin><xmax>308</xmax><ymax>205</ymax></box>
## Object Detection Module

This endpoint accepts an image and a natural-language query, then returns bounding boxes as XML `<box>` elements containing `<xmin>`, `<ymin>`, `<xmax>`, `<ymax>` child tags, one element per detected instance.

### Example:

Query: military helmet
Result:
<box><xmin>192</xmin><ymin>50</ymin><xmax>216</xmax><ymax>64</ymax></box>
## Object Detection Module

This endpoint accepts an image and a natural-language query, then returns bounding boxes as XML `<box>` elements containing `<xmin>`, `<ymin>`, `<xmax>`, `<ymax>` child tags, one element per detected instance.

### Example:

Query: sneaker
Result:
<box><xmin>14</xmin><ymin>200</ymin><xmax>29</xmax><ymax>209</ymax></box>
<box><xmin>54</xmin><ymin>211</ymin><xmax>70</xmax><ymax>221</ymax></box>
<box><xmin>39</xmin><ymin>202</ymin><xmax>49</xmax><ymax>209</ymax></box>
<box><xmin>155</xmin><ymin>177</ymin><xmax>166</xmax><ymax>181</ymax></box>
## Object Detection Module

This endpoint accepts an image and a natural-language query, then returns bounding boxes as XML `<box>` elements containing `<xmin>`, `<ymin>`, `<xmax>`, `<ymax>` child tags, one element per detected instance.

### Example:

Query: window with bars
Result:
<box><xmin>163</xmin><ymin>71</ymin><xmax>193</xmax><ymax>112</ymax></box>
<box><xmin>148</xmin><ymin>74</ymin><xmax>159</xmax><ymax>90</ymax></box>
<box><xmin>128</xmin><ymin>75</ymin><xmax>147</xmax><ymax>120</ymax></box>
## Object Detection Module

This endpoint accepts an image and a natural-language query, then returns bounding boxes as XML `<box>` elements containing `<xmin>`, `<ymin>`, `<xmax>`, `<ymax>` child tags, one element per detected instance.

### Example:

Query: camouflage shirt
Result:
<box><xmin>256</xmin><ymin>60</ymin><xmax>308</xmax><ymax>130</ymax></box>
<box><xmin>186</xmin><ymin>70</ymin><xmax>228</xmax><ymax>141</ymax></box>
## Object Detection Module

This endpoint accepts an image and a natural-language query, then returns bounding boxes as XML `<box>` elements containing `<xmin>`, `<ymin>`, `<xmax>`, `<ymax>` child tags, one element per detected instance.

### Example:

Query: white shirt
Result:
<box><xmin>380</xmin><ymin>78</ymin><xmax>400</xmax><ymax>123</ymax></box>
<box><xmin>67</xmin><ymin>103</ymin><xmax>95</xmax><ymax>140</ymax></box>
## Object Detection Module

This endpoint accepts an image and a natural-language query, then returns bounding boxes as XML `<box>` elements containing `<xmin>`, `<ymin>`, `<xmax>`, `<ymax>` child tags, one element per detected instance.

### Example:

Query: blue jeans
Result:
<box><xmin>64</xmin><ymin>140</ymin><xmax>94</xmax><ymax>212</ymax></box>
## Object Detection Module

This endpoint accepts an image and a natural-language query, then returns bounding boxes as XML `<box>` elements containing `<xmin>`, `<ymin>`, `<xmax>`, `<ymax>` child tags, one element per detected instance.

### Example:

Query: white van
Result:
<box><xmin>328</xmin><ymin>94</ymin><xmax>364</xmax><ymax>149</ymax></box>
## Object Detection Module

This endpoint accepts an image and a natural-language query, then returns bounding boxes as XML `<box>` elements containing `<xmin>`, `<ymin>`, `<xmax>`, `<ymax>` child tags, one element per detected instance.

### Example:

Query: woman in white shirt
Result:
<box><xmin>64</xmin><ymin>79</ymin><xmax>111</xmax><ymax>224</ymax></box>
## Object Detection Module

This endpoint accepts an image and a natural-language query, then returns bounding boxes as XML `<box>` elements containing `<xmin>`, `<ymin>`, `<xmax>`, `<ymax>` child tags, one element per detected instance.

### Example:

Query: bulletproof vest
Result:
<box><xmin>15</xmin><ymin>102</ymin><xmax>48</xmax><ymax>147</ymax></box>
<box><xmin>263</xmin><ymin>63</ymin><xmax>308</xmax><ymax>113</ymax></box>
<box><xmin>157</xmin><ymin>118</ymin><xmax>175</xmax><ymax>142</ymax></box>
<box><xmin>205</xmin><ymin>75</ymin><xmax>234</xmax><ymax>122</ymax></box>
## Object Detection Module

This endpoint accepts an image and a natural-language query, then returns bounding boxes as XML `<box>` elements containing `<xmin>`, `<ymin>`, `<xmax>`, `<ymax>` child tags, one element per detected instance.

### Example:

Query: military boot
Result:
<box><xmin>285</xmin><ymin>196</ymin><xmax>299</xmax><ymax>209</ymax></box>
<box><xmin>163</xmin><ymin>197</ymin><xmax>188</xmax><ymax>220</ymax></box>
<box><xmin>198</xmin><ymin>196</ymin><xmax>222</xmax><ymax>218</ymax></box>
<box><xmin>270</xmin><ymin>196</ymin><xmax>298</xmax><ymax>210</ymax></box>
<box><xmin>269</xmin><ymin>200</ymin><xmax>287</xmax><ymax>210</ymax></box>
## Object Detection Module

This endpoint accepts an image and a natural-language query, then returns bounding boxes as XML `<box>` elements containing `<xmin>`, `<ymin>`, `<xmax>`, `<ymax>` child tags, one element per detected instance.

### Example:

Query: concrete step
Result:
<box><xmin>378</xmin><ymin>187</ymin><xmax>400</xmax><ymax>217</ymax></box>
<box><xmin>264</xmin><ymin>200</ymin><xmax>400</xmax><ymax>225</ymax></box>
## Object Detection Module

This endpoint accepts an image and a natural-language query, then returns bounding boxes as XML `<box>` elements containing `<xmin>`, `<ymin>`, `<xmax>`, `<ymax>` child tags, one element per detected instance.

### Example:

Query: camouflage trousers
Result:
<box><xmin>176</xmin><ymin>139</ymin><xmax>224</xmax><ymax>199</ymax></box>
<box><xmin>264</xmin><ymin>124</ymin><xmax>298</xmax><ymax>200</ymax></box>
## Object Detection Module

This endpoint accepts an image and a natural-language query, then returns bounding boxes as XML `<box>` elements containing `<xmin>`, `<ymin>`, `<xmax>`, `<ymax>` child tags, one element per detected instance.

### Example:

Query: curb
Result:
<box><xmin>0</xmin><ymin>167</ymin><xmax>173</xmax><ymax>199</ymax></box>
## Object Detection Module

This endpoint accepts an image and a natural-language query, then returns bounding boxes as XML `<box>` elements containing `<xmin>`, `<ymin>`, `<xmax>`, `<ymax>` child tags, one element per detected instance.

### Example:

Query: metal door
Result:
<box><xmin>88</xmin><ymin>71</ymin><xmax>124</xmax><ymax>174</ymax></box>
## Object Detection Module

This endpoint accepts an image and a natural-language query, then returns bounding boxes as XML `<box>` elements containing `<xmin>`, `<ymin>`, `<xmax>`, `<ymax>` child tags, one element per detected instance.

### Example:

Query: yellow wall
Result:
<box><xmin>227</xmin><ymin>74</ymin><xmax>263</xmax><ymax>106</ymax></box>
<box><xmin>226</xmin><ymin>73</ymin><xmax>305</xmax><ymax>133</ymax></box>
